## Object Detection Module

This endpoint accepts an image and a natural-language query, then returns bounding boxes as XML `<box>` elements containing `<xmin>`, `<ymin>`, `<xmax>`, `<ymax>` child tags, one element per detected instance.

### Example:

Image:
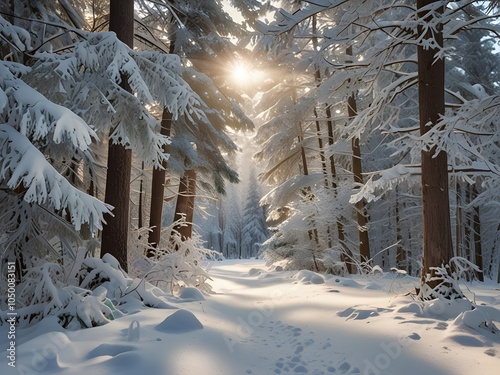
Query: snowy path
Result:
<box><xmin>2</xmin><ymin>259</ymin><xmax>499</xmax><ymax>375</ymax></box>
<box><xmin>201</xmin><ymin>260</ymin><xmax>462</xmax><ymax>375</ymax></box>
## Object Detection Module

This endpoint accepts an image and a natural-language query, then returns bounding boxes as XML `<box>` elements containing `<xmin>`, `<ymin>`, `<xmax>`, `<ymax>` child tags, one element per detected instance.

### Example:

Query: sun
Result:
<box><xmin>228</xmin><ymin>60</ymin><xmax>264</xmax><ymax>89</ymax></box>
<box><xmin>230</xmin><ymin>61</ymin><xmax>253</xmax><ymax>87</ymax></box>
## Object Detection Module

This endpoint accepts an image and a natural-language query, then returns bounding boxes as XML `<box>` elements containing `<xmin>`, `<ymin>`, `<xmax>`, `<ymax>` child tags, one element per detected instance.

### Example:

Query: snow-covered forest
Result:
<box><xmin>1</xmin><ymin>1</ymin><xmax>500</xmax><ymax>374</ymax></box>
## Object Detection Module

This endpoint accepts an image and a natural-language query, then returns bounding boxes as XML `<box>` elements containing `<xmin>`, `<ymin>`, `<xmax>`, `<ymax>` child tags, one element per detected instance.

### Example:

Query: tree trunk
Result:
<box><xmin>346</xmin><ymin>46</ymin><xmax>370</xmax><ymax>268</ymax></box>
<box><xmin>326</xmin><ymin>105</ymin><xmax>354</xmax><ymax>274</ymax></box>
<box><xmin>312</xmin><ymin>15</ymin><xmax>329</xmax><ymax>187</ymax></box>
<box><xmin>455</xmin><ymin>180</ymin><xmax>463</xmax><ymax>257</ymax></box>
<box><xmin>348</xmin><ymin>97</ymin><xmax>371</xmax><ymax>267</ymax></box>
<box><xmin>464</xmin><ymin>185</ymin><xmax>472</xmax><ymax>261</ymax></box>
<box><xmin>395</xmin><ymin>188</ymin><xmax>406</xmax><ymax>270</ymax></box>
<box><xmin>138</xmin><ymin>162</ymin><xmax>145</xmax><ymax>230</ymax></box>
<box><xmin>498</xmin><ymin>240</ymin><xmax>500</xmax><ymax>283</ymax></box>
<box><xmin>147</xmin><ymin>108</ymin><xmax>173</xmax><ymax>254</ymax></box>
<box><xmin>417</xmin><ymin>0</ymin><xmax>454</xmax><ymax>297</ymax></box>
<box><xmin>172</xmin><ymin>169</ymin><xmax>197</xmax><ymax>241</ymax></box>
<box><xmin>471</xmin><ymin>184</ymin><xmax>483</xmax><ymax>281</ymax></box>
<box><xmin>351</xmin><ymin>130</ymin><xmax>371</xmax><ymax>266</ymax></box>
<box><xmin>100</xmin><ymin>0</ymin><xmax>134</xmax><ymax>271</ymax></box>
<box><xmin>314</xmin><ymin>108</ymin><xmax>328</xmax><ymax>186</ymax></box>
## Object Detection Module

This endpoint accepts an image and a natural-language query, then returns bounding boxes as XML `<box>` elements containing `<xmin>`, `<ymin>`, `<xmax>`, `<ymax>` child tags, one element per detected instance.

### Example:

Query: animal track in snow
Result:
<box><xmin>269</xmin><ymin>320</ymin><xmax>359</xmax><ymax>374</ymax></box>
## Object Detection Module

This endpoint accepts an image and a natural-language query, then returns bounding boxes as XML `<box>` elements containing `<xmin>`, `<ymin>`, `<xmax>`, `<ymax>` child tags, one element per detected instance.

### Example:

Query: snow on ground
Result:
<box><xmin>1</xmin><ymin>259</ymin><xmax>499</xmax><ymax>375</ymax></box>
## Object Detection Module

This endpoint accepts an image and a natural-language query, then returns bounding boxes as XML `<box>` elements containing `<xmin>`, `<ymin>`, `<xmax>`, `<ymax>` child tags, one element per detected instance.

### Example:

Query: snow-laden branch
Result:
<box><xmin>0</xmin><ymin>125</ymin><xmax>112</xmax><ymax>233</ymax></box>
<box><xmin>349</xmin><ymin>164</ymin><xmax>419</xmax><ymax>203</ymax></box>
<box><xmin>30</xmin><ymin>31</ymin><xmax>213</xmax><ymax>167</ymax></box>
<box><xmin>260</xmin><ymin>173</ymin><xmax>326</xmax><ymax>209</ymax></box>
<box><xmin>421</xmin><ymin>95</ymin><xmax>500</xmax><ymax>178</ymax></box>
<box><xmin>1</xmin><ymin>69</ymin><xmax>97</xmax><ymax>152</ymax></box>
<box><xmin>0</xmin><ymin>15</ymin><xmax>31</xmax><ymax>52</ymax></box>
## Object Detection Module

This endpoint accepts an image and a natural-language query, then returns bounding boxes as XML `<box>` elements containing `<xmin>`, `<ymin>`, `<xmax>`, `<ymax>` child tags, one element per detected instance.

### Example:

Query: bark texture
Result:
<box><xmin>147</xmin><ymin>109</ymin><xmax>173</xmax><ymax>254</ymax></box>
<box><xmin>100</xmin><ymin>0</ymin><xmax>134</xmax><ymax>271</ymax></box>
<box><xmin>417</xmin><ymin>0</ymin><xmax>454</xmax><ymax>295</ymax></box>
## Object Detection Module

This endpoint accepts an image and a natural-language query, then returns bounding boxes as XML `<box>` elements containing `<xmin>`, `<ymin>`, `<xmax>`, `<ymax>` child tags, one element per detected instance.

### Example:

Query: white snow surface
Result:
<box><xmin>2</xmin><ymin>259</ymin><xmax>500</xmax><ymax>375</ymax></box>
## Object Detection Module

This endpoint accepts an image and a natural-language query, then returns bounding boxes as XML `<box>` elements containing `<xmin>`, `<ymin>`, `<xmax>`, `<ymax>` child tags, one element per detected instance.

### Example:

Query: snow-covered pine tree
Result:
<box><xmin>0</xmin><ymin>0</ymin><xmax>230</xmax><ymax>326</ymax></box>
<box><xmin>218</xmin><ymin>183</ymin><xmax>244</xmax><ymax>259</ymax></box>
<box><xmin>258</xmin><ymin>1</ymin><xmax>500</xmax><ymax>287</ymax></box>
<box><xmin>241</xmin><ymin>168</ymin><xmax>269</xmax><ymax>258</ymax></box>
<box><xmin>0</xmin><ymin>3</ymin><xmax>112</xmax><ymax>274</ymax></box>
<box><xmin>133</xmin><ymin>0</ymin><xmax>254</xmax><ymax>253</ymax></box>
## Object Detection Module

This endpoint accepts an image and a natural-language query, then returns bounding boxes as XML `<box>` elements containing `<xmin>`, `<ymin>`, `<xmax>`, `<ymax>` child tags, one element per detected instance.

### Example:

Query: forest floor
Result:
<box><xmin>2</xmin><ymin>259</ymin><xmax>500</xmax><ymax>375</ymax></box>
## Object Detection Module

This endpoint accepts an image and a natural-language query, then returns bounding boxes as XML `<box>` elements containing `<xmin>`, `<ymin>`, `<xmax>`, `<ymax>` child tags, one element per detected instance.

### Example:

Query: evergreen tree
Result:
<box><xmin>220</xmin><ymin>183</ymin><xmax>244</xmax><ymax>259</ymax></box>
<box><xmin>241</xmin><ymin>168</ymin><xmax>269</xmax><ymax>258</ymax></box>
<box><xmin>257</xmin><ymin>0</ymin><xmax>500</xmax><ymax>285</ymax></box>
<box><xmin>135</xmin><ymin>0</ymin><xmax>254</xmax><ymax>252</ymax></box>
<box><xmin>0</xmin><ymin>0</ymin><xmax>221</xmax><ymax>272</ymax></box>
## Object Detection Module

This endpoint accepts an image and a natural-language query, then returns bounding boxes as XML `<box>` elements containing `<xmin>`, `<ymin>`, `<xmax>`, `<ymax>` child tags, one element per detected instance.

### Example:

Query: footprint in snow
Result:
<box><xmin>271</xmin><ymin>322</ymin><xmax>342</xmax><ymax>374</ymax></box>
<box><xmin>484</xmin><ymin>348</ymin><xmax>497</xmax><ymax>357</ymax></box>
<box><xmin>337</xmin><ymin>306</ymin><xmax>393</xmax><ymax>321</ymax></box>
<box><xmin>338</xmin><ymin>361</ymin><xmax>360</xmax><ymax>374</ymax></box>
<box><xmin>434</xmin><ymin>322</ymin><xmax>448</xmax><ymax>331</ymax></box>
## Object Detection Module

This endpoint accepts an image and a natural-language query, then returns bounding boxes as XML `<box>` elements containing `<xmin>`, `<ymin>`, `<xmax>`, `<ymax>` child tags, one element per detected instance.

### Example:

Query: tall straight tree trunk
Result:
<box><xmin>417</xmin><ymin>0</ymin><xmax>454</xmax><ymax>297</ymax></box>
<box><xmin>471</xmin><ymin>184</ymin><xmax>483</xmax><ymax>281</ymax></box>
<box><xmin>349</xmin><ymin>102</ymin><xmax>371</xmax><ymax>267</ymax></box>
<box><xmin>395</xmin><ymin>187</ymin><xmax>406</xmax><ymax>269</ymax></box>
<box><xmin>290</xmin><ymin>70</ymin><xmax>320</xmax><ymax>269</ymax></box>
<box><xmin>172</xmin><ymin>169</ymin><xmax>197</xmax><ymax>241</ymax></box>
<box><xmin>147</xmin><ymin>108</ymin><xmax>173</xmax><ymax>255</ymax></box>
<box><xmin>346</xmin><ymin>45</ymin><xmax>370</xmax><ymax>267</ymax></box>
<box><xmin>464</xmin><ymin>186</ymin><xmax>472</xmax><ymax>260</ymax></box>
<box><xmin>138</xmin><ymin>162</ymin><xmax>145</xmax><ymax>230</ymax></box>
<box><xmin>326</xmin><ymin>106</ymin><xmax>354</xmax><ymax>274</ymax></box>
<box><xmin>314</xmin><ymin>109</ymin><xmax>328</xmax><ymax>185</ymax></box>
<box><xmin>147</xmin><ymin>38</ymin><xmax>175</xmax><ymax>255</ymax></box>
<box><xmin>455</xmin><ymin>180</ymin><xmax>463</xmax><ymax>257</ymax></box>
<box><xmin>298</xmin><ymin>127</ymin><xmax>320</xmax><ymax>270</ymax></box>
<box><xmin>100</xmin><ymin>0</ymin><xmax>134</xmax><ymax>271</ymax></box>
<box><xmin>312</xmin><ymin>15</ymin><xmax>329</xmax><ymax>187</ymax></box>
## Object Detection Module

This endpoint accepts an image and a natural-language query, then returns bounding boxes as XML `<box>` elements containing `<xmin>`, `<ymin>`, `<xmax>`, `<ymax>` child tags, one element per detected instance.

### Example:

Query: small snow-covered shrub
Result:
<box><xmin>6</xmin><ymin>261</ymin><xmax>117</xmax><ymax>328</ymax></box>
<box><xmin>132</xmin><ymin>221</ymin><xmax>217</xmax><ymax>295</ymax></box>
<box><xmin>418</xmin><ymin>257</ymin><xmax>479</xmax><ymax>301</ymax></box>
<box><xmin>263</xmin><ymin>229</ymin><xmax>348</xmax><ymax>275</ymax></box>
<box><xmin>262</xmin><ymin>211</ymin><xmax>324</xmax><ymax>272</ymax></box>
<box><xmin>0</xmin><ymin>253</ymin><xmax>174</xmax><ymax>328</ymax></box>
<box><xmin>76</xmin><ymin>254</ymin><xmax>129</xmax><ymax>300</ymax></box>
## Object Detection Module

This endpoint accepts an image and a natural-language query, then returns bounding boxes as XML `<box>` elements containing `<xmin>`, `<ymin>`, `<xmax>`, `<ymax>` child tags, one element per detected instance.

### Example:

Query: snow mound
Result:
<box><xmin>422</xmin><ymin>298</ymin><xmax>473</xmax><ymax>319</ymax></box>
<box><xmin>293</xmin><ymin>270</ymin><xmax>325</xmax><ymax>284</ymax></box>
<box><xmin>178</xmin><ymin>287</ymin><xmax>205</xmax><ymax>301</ymax></box>
<box><xmin>397</xmin><ymin>302</ymin><xmax>423</xmax><ymax>315</ymax></box>
<box><xmin>370</xmin><ymin>265</ymin><xmax>384</xmax><ymax>275</ymax></box>
<box><xmin>363</xmin><ymin>282</ymin><xmax>382</xmax><ymax>290</ymax></box>
<box><xmin>84</xmin><ymin>351</ymin><xmax>159</xmax><ymax>374</ymax></box>
<box><xmin>248</xmin><ymin>268</ymin><xmax>265</xmax><ymax>276</ymax></box>
<box><xmin>154</xmin><ymin>309</ymin><xmax>203</xmax><ymax>333</ymax></box>
<box><xmin>86</xmin><ymin>343</ymin><xmax>137</xmax><ymax>359</ymax></box>
<box><xmin>452</xmin><ymin>306</ymin><xmax>500</xmax><ymax>337</ymax></box>
<box><xmin>17</xmin><ymin>332</ymin><xmax>72</xmax><ymax>371</ymax></box>
<box><xmin>332</xmin><ymin>277</ymin><xmax>362</xmax><ymax>288</ymax></box>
